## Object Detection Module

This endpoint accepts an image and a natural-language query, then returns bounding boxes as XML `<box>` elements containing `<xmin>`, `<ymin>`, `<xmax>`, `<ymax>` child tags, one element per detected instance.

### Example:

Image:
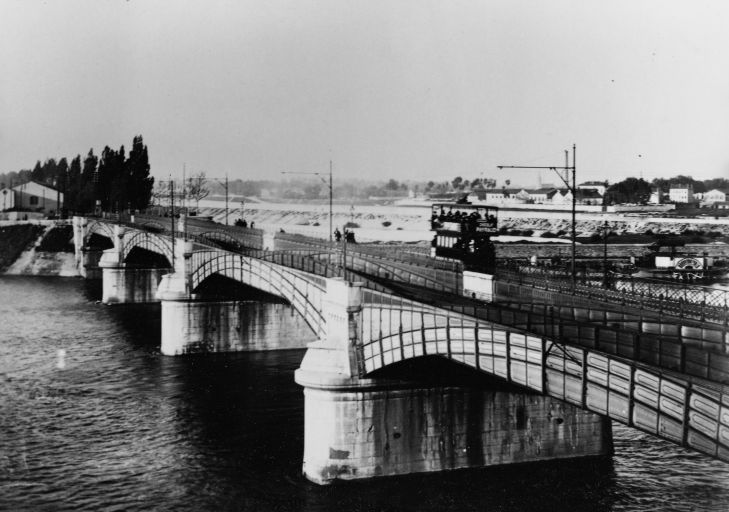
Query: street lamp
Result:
<box><xmin>498</xmin><ymin>144</ymin><xmax>577</xmax><ymax>291</ymax></box>
<box><xmin>282</xmin><ymin>160</ymin><xmax>333</xmax><ymax>242</ymax></box>
<box><xmin>209</xmin><ymin>174</ymin><xmax>229</xmax><ymax>225</ymax></box>
<box><xmin>603</xmin><ymin>219</ymin><xmax>609</xmax><ymax>289</ymax></box>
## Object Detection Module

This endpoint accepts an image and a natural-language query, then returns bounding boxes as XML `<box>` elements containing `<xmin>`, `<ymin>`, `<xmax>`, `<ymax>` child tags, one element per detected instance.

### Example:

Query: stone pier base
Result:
<box><xmin>160</xmin><ymin>299</ymin><xmax>317</xmax><ymax>355</ymax></box>
<box><xmin>101</xmin><ymin>267</ymin><xmax>170</xmax><ymax>304</ymax></box>
<box><xmin>295</xmin><ymin>374</ymin><xmax>612</xmax><ymax>484</ymax></box>
<box><xmin>81</xmin><ymin>248</ymin><xmax>103</xmax><ymax>279</ymax></box>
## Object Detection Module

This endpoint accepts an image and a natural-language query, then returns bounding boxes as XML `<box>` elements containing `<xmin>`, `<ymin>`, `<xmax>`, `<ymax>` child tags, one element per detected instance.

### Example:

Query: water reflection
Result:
<box><xmin>1</xmin><ymin>276</ymin><xmax>728</xmax><ymax>511</ymax></box>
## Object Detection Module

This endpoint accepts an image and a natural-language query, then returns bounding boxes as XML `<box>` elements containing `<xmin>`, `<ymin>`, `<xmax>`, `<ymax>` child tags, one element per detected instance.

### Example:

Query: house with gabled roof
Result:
<box><xmin>10</xmin><ymin>181</ymin><xmax>63</xmax><ymax>214</ymax></box>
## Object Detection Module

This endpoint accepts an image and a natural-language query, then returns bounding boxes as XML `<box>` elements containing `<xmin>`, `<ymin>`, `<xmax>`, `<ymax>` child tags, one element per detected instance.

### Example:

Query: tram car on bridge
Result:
<box><xmin>430</xmin><ymin>202</ymin><xmax>498</xmax><ymax>273</ymax></box>
<box><xmin>649</xmin><ymin>249</ymin><xmax>719</xmax><ymax>281</ymax></box>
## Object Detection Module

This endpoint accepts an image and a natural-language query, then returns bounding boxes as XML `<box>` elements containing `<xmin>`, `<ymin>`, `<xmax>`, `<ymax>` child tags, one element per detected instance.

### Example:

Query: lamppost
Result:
<box><xmin>282</xmin><ymin>160</ymin><xmax>333</xmax><ymax>242</ymax></box>
<box><xmin>498</xmin><ymin>144</ymin><xmax>577</xmax><ymax>291</ymax></box>
<box><xmin>168</xmin><ymin>178</ymin><xmax>176</xmax><ymax>268</ymax></box>
<box><xmin>209</xmin><ymin>174</ymin><xmax>229</xmax><ymax>225</ymax></box>
<box><xmin>603</xmin><ymin>219</ymin><xmax>609</xmax><ymax>289</ymax></box>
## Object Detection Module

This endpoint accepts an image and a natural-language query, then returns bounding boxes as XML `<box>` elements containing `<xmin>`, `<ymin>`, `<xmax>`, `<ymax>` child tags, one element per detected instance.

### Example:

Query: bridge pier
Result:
<box><xmin>100</xmin><ymin>266</ymin><xmax>170</xmax><ymax>304</ymax></box>
<box><xmin>98</xmin><ymin>225</ymin><xmax>171</xmax><ymax>304</ymax></box>
<box><xmin>156</xmin><ymin>239</ymin><xmax>316</xmax><ymax>355</ymax></box>
<box><xmin>158</xmin><ymin>299</ymin><xmax>316</xmax><ymax>355</ymax></box>
<box><xmin>80</xmin><ymin>248</ymin><xmax>104</xmax><ymax>279</ymax></box>
<box><xmin>73</xmin><ymin>216</ymin><xmax>104</xmax><ymax>279</ymax></box>
<box><xmin>295</xmin><ymin>278</ymin><xmax>612</xmax><ymax>485</ymax></box>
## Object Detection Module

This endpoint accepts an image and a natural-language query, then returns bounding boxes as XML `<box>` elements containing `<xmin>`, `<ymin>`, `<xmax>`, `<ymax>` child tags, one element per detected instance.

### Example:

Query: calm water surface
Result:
<box><xmin>1</xmin><ymin>276</ymin><xmax>728</xmax><ymax>511</ymax></box>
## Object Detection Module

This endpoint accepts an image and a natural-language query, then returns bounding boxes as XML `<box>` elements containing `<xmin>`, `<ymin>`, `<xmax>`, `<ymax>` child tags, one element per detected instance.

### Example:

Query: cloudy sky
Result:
<box><xmin>1</xmin><ymin>0</ymin><xmax>728</xmax><ymax>186</ymax></box>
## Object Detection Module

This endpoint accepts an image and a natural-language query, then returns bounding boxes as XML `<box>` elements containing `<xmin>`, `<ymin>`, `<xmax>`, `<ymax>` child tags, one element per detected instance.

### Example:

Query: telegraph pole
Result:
<box><xmin>169</xmin><ymin>178</ymin><xmax>175</xmax><ymax>269</ymax></box>
<box><xmin>498</xmin><ymin>144</ymin><xmax>578</xmax><ymax>291</ymax></box>
<box><xmin>603</xmin><ymin>219</ymin><xmax>609</xmax><ymax>289</ymax></box>
<box><xmin>282</xmin><ymin>161</ymin><xmax>334</xmax><ymax>242</ymax></box>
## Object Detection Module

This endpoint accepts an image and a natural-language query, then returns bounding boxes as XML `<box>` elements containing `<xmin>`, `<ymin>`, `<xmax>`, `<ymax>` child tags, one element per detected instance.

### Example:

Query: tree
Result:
<box><xmin>186</xmin><ymin>172</ymin><xmax>210</xmax><ymax>211</ymax></box>
<box><xmin>150</xmin><ymin>180</ymin><xmax>170</xmax><ymax>214</ymax></box>
<box><xmin>97</xmin><ymin>145</ymin><xmax>125</xmax><ymax>210</ymax></box>
<box><xmin>79</xmin><ymin>149</ymin><xmax>99</xmax><ymax>212</ymax></box>
<box><xmin>385</xmin><ymin>179</ymin><xmax>400</xmax><ymax>191</ymax></box>
<box><xmin>703</xmin><ymin>178</ymin><xmax>729</xmax><ymax>191</ymax></box>
<box><xmin>66</xmin><ymin>155</ymin><xmax>82</xmax><ymax>212</ymax></box>
<box><xmin>126</xmin><ymin>135</ymin><xmax>154</xmax><ymax>210</ymax></box>
<box><xmin>604</xmin><ymin>178</ymin><xmax>651</xmax><ymax>205</ymax></box>
<box><xmin>31</xmin><ymin>161</ymin><xmax>43</xmax><ymax>183</ymax></box>
<box><xmin>55</xmin><ymin>157</ymin><xmax>68</xmax><ymax>212</ymax></box>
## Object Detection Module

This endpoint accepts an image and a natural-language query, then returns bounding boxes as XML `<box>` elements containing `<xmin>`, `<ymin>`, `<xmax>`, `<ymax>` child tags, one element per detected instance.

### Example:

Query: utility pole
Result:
<box><xmin>498</xmin><ymin>144</ymin><xmax>578</xmax><ymax>291</ymax></box>
<box><xmin>282</xmin><ymin>161</ymin><xmax>334</xmax><ymax>242</ymax></box>
<box><xmin>329</xmin><ymin>160</ymin><xmax>333</xmax><ymax>243</ymax></box>
<box><xmin>169</xmin><ymin>178</ymin><xmax>175</xmax><ymax>269</ymax></box>
<box><xmin>603</xmin><ymin>219</ymin><xmax>609</xmax><ymax>289</ymax></box>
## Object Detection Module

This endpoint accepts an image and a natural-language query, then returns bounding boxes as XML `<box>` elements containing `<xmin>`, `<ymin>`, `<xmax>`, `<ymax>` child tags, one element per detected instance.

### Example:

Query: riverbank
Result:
<box><xmin>0</xmin><ymin>221</ymin><xmax>78</xmax><ymax>276</ymax></box>
<box><xmin>189</xmin><ymin>199</ymin><xmax>729</xmax><ymax>245</ymax></box>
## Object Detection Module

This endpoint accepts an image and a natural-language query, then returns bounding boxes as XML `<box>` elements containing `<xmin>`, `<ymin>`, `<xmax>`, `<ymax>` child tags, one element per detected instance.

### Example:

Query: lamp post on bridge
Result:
<box><xmin>603</xmin><ymin>219</ymin><xmax>609</xmax><ymax>289</ymax></box>
<box><xmin>209</xmin><ymin>174</ymin><xmax>230</xmax><ymax>226</ymax></box>
<box><xmin>498</xmin><ymin>144</ymin><xmax>577</xmax><ymax>292</ymax></box>
<box><xmin>282</xmin><ymin>161</ymin><xmax>344</xmax><ymax>277</ymax></box>
<box><xmin>282</xmin><ymin>161</ymin><xmax>333</xmax><ymax>242</ymax></box>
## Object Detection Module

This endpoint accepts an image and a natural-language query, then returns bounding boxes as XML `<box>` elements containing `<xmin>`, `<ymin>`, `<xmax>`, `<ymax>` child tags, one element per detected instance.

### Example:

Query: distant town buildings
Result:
<box><xmin>702</xmin><ymin>188</ymin><xmax>728</xmax><ymax>206</ymax></box>
<box><xmin>577</xmin><ymin>181</ymin><xmax>607</xmax><ymax>196</ymax></box>
<box><xmin>465</xmin><ymin>182</ymin><xmax>605</xmax><ymax>207</ymax></box>
<box><xmin>668</xmin><ymin>183</ymin><xmax>695</xmax><ymax>203</ymax></box>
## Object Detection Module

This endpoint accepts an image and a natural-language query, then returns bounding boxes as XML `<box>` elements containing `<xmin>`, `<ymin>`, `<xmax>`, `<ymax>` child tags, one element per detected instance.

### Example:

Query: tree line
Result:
<box><xmin>0</xmin><ymin>135</ymin><xmax>154</xmax><ymax>213</ymax></box>
<box><xmin>603</xmin><ymin>176</ymin><xmax>729</xmax><ymax>205</ymax></box>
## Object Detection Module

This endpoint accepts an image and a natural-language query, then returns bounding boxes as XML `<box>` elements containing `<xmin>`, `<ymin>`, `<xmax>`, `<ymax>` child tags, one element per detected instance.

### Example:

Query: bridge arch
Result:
<box><xmin>195</xmin><ymin>230</ymin><xmax>245</xmax><ymax>251</ymax></box>
<box><xmin>190</xmin><ymin>250</ymin><xmax>326</xmax><ymax>337</ymax></box>
<box><xmin>84</xmin><ymin>220</ymin><xmax>115</xmax><ymax>246</ymax></box>
<box><xmin>120</xmin><ymin>231</ymin><xmax>173</xmax><ymax>265</ymax></box>
<box><xmin>356</xmin><ymin>302</ymin><xmax>729</xmax><ymax>464</ymax></box>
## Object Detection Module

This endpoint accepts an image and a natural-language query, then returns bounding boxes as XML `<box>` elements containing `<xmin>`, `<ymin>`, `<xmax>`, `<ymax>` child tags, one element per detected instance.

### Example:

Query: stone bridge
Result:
<box><xmin>71</xmin><ymin>217</ymin><xmax>729</xmax><ymax>484</ymax></box>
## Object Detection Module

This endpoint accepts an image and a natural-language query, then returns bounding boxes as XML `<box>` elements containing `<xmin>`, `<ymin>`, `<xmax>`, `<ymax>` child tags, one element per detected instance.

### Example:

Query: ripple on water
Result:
<box><xmin>1</xmin><ymin>276</ymin><xmax>729</xmax><ymax>511</ymax></box>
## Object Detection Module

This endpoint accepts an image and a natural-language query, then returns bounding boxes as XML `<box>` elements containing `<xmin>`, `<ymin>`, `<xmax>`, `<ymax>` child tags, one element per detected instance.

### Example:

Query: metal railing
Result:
<box><xmin>497</xmin><ymin>267</ymin><xmax>729</xmax><ymax>325</ymax></box>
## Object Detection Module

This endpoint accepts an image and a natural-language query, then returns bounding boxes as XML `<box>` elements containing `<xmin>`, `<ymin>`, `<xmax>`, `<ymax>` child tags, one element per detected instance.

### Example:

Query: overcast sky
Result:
<box><xmin>2</xmin><ymin>0</ymin><xmax>728</xmax><ymax>186</ymax></box>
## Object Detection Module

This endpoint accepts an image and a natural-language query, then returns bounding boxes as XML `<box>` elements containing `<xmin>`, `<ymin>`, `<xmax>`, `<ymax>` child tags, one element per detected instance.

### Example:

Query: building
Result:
<box><xmin>669</xmin><ymin>184</ymin><xmax>694</xmax><ymax>203</ymax></box>
<box><xmin>10</xmin><ymin>181</ymin><xmax>63</xmax><ymax>214</ymax></box>
<box><xmin>575</xmin><ymin>188</ymin><xmax>603</xmax><ymax>205</ymax></box>
<box><xmin>484</xmin><ymin>188</ymin><xmax>529</xmax><ymax>204</ymax></box>
<box><xmin>577</xmin><ymin>181</ymin><xmax>607</xmax><ymax>196</ymax></box>
<box><xmin>648</xmin><ymin>186</ymin><xmax>662</xmax><ymax>205</ymax></box>
<box><xmin>525</xmin><ymin>187</ymin><xmax>558</xmax><ymax>203</ymax></box>
<box><xmin>0</xmin><ymin>188</ymin><xmax>16</xmax><ymax>211</ymax></box>
<box><xmin>551</xmin><ymin>188</ymin><xmax>603</xmax><ymax>206</ymax></box>
<box><xmin>702</xmin><ymin>189</ymin><xmax>728</xmax><ymax>206</ymax></box>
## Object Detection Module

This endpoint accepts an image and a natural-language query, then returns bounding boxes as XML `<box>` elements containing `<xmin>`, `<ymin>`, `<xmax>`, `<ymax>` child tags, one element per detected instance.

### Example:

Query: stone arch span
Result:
<box><xmin>314</xmin><ymin>251</ymin><xmax>459</xmax><ymax>293</ymax></box>
<box><xmin>357</xmin><ymin>297</ymin><xmax>729</xmax><ymax>464</ymax></box>
<box><xmin>121</xmin><ymin>230</ymin><xmax>173</xmax><ymax>265</ymax></box>
<box><xmin>190</xmin><ymin>250</ymin><xmax>326</xmax><ymax>337</ymax></box>
<box><xmin>84</xmin><ymin>220</ymin><xmax>115</xmax><ymax>246</ymax></box>
<box><xmin>195</xmin><ymin>230</ymin><xmax>245</xmax><ymax>251</ymax></box>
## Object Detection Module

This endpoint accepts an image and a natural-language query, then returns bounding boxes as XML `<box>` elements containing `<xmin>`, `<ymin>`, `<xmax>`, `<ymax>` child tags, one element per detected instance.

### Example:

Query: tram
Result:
<box><xmin>430</xmin><ymin>202</ymin><xmax>499</xmax><ymax>273</ymax></box>
<box><xmin>645</xmin><ymin>249</ymin><xmax>721</xmax><ymax>282</ymax></box>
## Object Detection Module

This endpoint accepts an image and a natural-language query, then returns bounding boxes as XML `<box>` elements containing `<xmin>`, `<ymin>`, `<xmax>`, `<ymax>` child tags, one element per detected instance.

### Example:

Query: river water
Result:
<box><xmin>1</xmin><ymin>276</ymin><xmax>729</xmax><ymax>511</ymax></box>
